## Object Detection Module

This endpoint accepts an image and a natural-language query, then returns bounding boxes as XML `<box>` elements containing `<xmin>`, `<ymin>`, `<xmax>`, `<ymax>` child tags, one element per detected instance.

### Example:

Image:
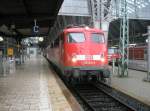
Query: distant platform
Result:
<box><xmin>129</xmin><ymin>60</ymin><xmax>147</xmax><ymax>71</ymax></box>
<box><xmin>110</xmin><ymin>67</ymin><xmax>150</xmax><ymax>106</ymax></box>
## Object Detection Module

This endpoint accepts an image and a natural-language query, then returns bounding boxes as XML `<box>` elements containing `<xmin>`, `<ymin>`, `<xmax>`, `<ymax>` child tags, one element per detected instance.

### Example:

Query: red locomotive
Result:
<box><xmin>46</xmin><ymin>26</ymin><xmax>110</xmax><ymax>82</ymax></box>
<box><xmin>108</xmin><ymin>47</ymin><xmax>120</xmax><ymax>64</ymax></box>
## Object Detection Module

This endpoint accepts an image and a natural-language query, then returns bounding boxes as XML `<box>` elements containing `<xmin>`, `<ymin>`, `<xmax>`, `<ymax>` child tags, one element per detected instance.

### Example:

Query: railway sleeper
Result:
<box><xmin>98</xmin><ymin>107</ymin><xmax>128</xmax><ymax>111</ymax></box>
<box><xmin>90</xmin><ymin>103</ymin><xmax>127</xmax><ymax>110</ymax></box>
<box><xmin>86</xmin><ymin>98</ymin><xmax>115</xmax><ymax>103</ymax></box>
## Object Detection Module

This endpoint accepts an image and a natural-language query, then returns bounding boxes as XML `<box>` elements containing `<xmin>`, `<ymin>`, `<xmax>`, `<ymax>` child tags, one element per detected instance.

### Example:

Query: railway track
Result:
<box><xmin>71</xmin><ymin>83</ymin><xmax>135</xmax><ymax>111</ymax></box>
<box><xmin>49</xmin><ymin>62</ymin><xmax>150</xmax><ymax>111</ymax></box>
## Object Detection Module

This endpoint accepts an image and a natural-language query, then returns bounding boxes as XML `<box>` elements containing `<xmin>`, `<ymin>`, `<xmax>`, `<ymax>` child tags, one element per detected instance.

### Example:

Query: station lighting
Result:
<box><xmin>110</xmin><ymin>46</ymin><xmax>117</xmax><ymax>48</ymax></box>
<box><xmin>38</xmin><ymin>37</ymin><xmax>44</xmax><ymax>42</ymax></box>
<box><xmin>146</xmin><ymin>39</ymin><xmax>148</xmax><ymax>43</ymax></box>
<box><xmin>0</xmin><ymin>36</ymin><xmax>4</xmax><ymax>42</ymax></box>
<box><xmin>129</xmin><ymin>43</ymin><xmax>136</xmax><ymax>46</ymax></box>
<box><xmin>85</xmin><ymin>26</ymin><xmax>89</xmax><ymax>30</ymax></box>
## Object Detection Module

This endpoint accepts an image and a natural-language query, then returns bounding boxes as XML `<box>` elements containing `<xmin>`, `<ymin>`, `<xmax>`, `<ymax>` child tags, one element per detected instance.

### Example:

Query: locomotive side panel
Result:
<box><xmin>47</xmin><ymin>43</ymin><xmax>60</xmax><ymax>67</ymax></box>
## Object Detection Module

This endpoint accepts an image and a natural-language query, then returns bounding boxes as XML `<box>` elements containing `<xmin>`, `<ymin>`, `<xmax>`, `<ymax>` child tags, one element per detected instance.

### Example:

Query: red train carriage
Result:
<box><xmin>108</xmin><ymin>47</ymin><xmax>120</xmax><ymax>61</ymax></box>
<box><xmin>129</xmin><ymin>45</ymin><xmax>147</xmax><ymax>60</ymax></box>
<box><xmin>108</xmin><ymin>47</ymin><xmax>120</xmax><ymax>65</ymax></box>
<box><xmin>47</xmin><ymin>26</ymin><xmax>110</xmax><ymax>81</ymax></box>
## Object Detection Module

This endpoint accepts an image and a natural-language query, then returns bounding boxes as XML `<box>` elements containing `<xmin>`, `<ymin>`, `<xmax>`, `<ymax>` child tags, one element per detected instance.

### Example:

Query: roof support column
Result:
<box><xmin>144</xmin><ymin>26</ymin><xmax>150</xmax><ymax>82</ymax></box>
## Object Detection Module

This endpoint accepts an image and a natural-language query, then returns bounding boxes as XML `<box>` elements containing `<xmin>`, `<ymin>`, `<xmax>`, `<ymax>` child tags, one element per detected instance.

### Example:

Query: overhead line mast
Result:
<box><xmin>118</xmin><ymin>0</ymin><xmax>129</xmax><ymax>77</ymax></box>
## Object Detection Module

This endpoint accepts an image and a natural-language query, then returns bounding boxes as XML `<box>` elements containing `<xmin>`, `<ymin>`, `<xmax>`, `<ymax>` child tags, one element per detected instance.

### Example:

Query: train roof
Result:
<box><xmin>63</xmin><ymin>26</ymin><xmax>104</xmax><ymax>33</ymax></box>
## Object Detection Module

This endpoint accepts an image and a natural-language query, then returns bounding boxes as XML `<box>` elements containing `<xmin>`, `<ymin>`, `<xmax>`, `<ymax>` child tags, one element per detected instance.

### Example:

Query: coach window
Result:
<box><xmin>67</xmin><ymin>33</ymin><xmax>85</xmax><ymax>43</ymax></box>
<box><xmin>50</xmin><ymin>42</ymin><xmax>54</xmax><ymax>48</ymax></box>
<box><xmin>54</xmin><ymin>38</ymin><xmax>59</xmax><ymax>47</ymax></box>
<box><xmin>91</xmin><ymin>33</ymin><xmax>104</xmax><ymax>43</ymax></box>
<box><xmin>60</xmin><ymin>34</ymin><xmax>64</xmax><ymax>44</ymax></box>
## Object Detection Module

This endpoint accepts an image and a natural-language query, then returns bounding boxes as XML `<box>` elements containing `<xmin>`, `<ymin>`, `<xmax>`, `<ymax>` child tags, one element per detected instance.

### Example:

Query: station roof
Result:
<box><xmin>108</xmin><ymin>19</ymin><xmax>150</xmax><ymax>46</ymax></box>
<box><xmin>0</xmin><ymin>0</ymin><xmax>64</xmax><ymax>38</ymax></box>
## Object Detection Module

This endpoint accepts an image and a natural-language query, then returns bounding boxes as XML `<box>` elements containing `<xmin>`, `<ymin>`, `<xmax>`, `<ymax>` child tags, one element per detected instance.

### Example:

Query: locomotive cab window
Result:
<box><xmin>54</xmin><ymin>38</ymin><xmax>59</xmax><ymax>47</ymax></box>
<box><xmin>91</xmin><ymin>33</ymin><xmax>104</xmax><ymax>43</ymax></box>
<box><xmin>67</xmin><ymin>33</ymin><xmax>85</xmax><ymax>43</ymax></box>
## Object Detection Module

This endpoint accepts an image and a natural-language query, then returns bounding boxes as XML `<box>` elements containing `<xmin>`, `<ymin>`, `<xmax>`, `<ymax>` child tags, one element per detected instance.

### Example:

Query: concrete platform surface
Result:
<box><xmin>0</xmin><ymin>56</ymin><xmax>81</xmax><ymax>111</ymax></box>
<box><xmin>129</xmin><ymin>60</ymin><xmax>147</xmax><ymax>71</ymax></box>
<box><xmin>110</xmin><ymin>67</ymin><xmax>150</xmax><ymax>106</ymax></box>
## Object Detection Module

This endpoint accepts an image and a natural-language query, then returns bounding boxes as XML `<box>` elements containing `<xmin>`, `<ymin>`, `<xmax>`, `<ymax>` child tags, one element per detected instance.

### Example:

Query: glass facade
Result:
<box><xmin>58</xmin><ymin>0</ymin><xmax>90</xmax><ymax>16</ymax></box>
<box><xmin>59</xmin><ymin>0</ymin><xmax>150</xmax><ymax>19</ymax></box>
<box><xmin>112</xmin><ymin>0</ymin><xmax>150</xmax><ymax>19</ymax></box>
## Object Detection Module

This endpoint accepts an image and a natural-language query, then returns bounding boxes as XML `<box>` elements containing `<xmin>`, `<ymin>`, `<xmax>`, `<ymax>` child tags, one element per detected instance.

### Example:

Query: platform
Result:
<box><xmin>128</xmin><ymin>60</ymin><xmax>147</xmax><ymax>71</ymax></box>
<box><xmin>0</xmin><ymin>56</ymin><xmax>82</xmax><ymax>111</ymax></box>
<box><xmin>110</xmin><ymin>67</ymin><xmax>150</xmax><ymax>106</ymax></box>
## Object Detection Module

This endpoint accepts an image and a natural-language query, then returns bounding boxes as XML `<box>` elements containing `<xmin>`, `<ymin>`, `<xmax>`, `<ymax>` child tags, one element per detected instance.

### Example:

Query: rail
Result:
<box><xmin>94</xmin><ymin>81</ymin><xmax>150</xmax><ymax>111</ymax></box>
<box><xmin>71</xmin><ymin>83</ymin><xmax>135</xmax><ymax>111</ymax></box>
<box><xmin>48</xmin><ymin>60</ymin><xmax>150</xmax><ymax>111</ymax></box>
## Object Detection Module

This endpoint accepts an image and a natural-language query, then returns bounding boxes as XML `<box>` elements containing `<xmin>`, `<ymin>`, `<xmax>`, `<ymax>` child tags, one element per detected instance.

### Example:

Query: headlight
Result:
<box><xmin>93</xmin><ymin>54</ymin><xmax>105</xmax><ymax>62</ymax></box>
<box><xmin>72</xmin><ymin>57</ymin><xmax>77</xmax><ymax>63</ymax></box>
<box><xmin>100</xmin><ymin>58</ymin><xmax>105</xmax><ymax>62</ymax></box>
<box><xmin>100</xmin><ymin>53</ymin><xmax>105</xmax><ymax>62</ymax></box>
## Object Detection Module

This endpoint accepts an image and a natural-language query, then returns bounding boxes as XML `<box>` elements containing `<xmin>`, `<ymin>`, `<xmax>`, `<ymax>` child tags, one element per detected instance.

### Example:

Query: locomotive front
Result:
<box><xmin>62</xmin><ymin>27</ymin><xmax>110</xmax><ymax>81</ymax></box>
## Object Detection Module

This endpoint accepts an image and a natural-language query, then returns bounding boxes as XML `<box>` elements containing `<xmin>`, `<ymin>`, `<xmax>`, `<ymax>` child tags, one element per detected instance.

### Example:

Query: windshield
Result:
<box><xmin>67</xmin><ymin>33</ymin><xmax>85</xmax><ymax>43</ymax></box>
<box><xmin>91</xmin><ymin>33</ymin><xmax>104</xmax><ymax>43</ymax></box>
<box><xmin>108</xmin><ymin>48</ymin><xmax>118</xmax><ymax>54</ymax></box>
